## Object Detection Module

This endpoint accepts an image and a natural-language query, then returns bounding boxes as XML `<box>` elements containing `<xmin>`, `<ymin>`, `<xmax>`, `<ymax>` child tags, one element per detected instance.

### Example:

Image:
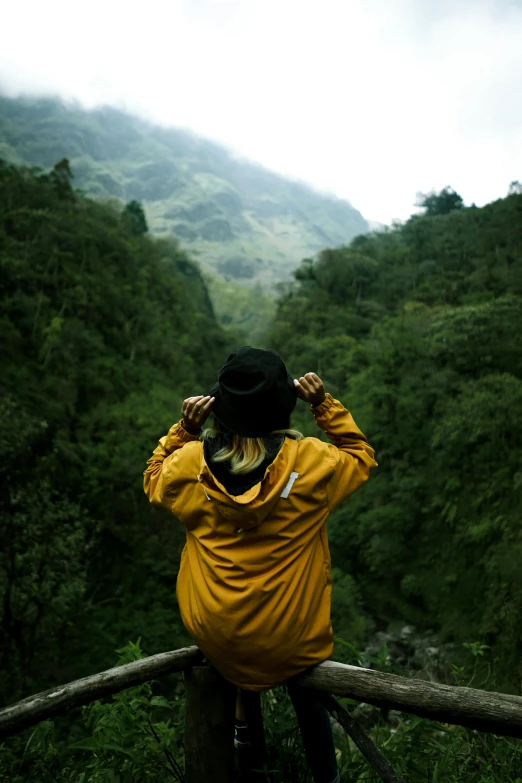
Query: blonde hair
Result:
<box><xmin>202</xmin><ymin>424</ymin><xmax>303</xmax><ymax>475</ymax></box>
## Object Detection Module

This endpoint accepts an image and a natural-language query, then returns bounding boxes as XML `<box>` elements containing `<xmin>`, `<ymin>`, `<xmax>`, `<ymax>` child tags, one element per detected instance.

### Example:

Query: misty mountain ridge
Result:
<box><xmin>0</xmin><ymin>95</ymin><xmax>368</xmax><ymax>285</ymax></box>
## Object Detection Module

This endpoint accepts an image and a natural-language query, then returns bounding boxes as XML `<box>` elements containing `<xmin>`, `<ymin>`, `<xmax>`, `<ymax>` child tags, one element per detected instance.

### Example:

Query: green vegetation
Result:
<box><xmin>0</xmin><ymin>95</ymin><xmax>368</xmax><ymax>297</ymax></box>
<box><xmin>271</xmin><ymin>189</ymin><xmax>522</xmax><ymax>687</ymax></box>
<box><xmin>1</xmin><ymin>152</ymin><xmax>522</xmax><ymax>781</ymax></box>
<box><xmin>0</xmin><ymin>158</ymin><xmax>230</xmax><ymax>706</ymax></box>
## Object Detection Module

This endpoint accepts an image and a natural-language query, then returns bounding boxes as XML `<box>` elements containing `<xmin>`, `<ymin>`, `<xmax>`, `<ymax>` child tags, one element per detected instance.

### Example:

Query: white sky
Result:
<box><xmin>1</xmin><ymin>0</ymin><xmax>522</xmax><ymax>223</ymax></box>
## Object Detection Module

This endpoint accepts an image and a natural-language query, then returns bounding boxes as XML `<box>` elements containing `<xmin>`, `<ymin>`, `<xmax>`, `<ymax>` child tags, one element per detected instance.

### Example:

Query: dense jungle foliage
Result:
<box><xmin>271</xmin><ymin>187</ymin><xmax>522</xmax><ymax>685</ymax></box>
<box><xmin>1</xmin><ymin>162</ymin><xmax>522</xmax><ymax>781</ymax></box>
<box><xmin>0</xmin><ymin>159</ymin><xmax>231</xmax><ymax>703</ymax></box>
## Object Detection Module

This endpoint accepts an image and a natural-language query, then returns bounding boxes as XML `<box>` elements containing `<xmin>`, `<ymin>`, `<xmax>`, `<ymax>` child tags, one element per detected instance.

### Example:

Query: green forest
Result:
<box><xmin>1</xmin><ymin>157</ymin><xmax>522</xmax><ymax>782</ymax></box>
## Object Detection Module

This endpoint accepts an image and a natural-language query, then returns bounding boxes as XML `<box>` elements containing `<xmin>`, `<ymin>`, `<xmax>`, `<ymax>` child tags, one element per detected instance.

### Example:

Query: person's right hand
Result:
<box><xmin>181</xmin><ymin>395</ymin><xmax>214</xmax><ymax>434</ymax></box>
<box><xmin>294</xmin><ymin>373</ymin><xmax>326</xmax><ymax>407</ymax></box>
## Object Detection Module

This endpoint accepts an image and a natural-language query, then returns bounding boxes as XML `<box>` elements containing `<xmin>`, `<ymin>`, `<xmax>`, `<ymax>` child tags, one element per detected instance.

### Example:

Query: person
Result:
<box><xmin>144</xmin><ymin>346</ymin><xmax>377</xmax><ymax>783</ymax></box>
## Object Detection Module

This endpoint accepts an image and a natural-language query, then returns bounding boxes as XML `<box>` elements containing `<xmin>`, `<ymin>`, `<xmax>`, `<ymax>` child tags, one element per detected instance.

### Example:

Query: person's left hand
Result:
<box><xmin>181</xmin><ymin>395</ymin><xmax>215</xmax><ymax>434</ymax></box>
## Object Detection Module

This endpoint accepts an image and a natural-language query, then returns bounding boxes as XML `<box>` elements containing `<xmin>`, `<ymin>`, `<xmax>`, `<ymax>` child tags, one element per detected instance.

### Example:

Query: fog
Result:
<box><xmin>1</xmin><ymin>0</ymin><xmax>521</xmax><ymax>223</ymax></box>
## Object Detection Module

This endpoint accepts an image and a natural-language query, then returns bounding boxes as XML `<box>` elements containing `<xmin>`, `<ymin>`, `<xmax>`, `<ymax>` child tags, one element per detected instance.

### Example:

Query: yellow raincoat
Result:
<box><xmin>144</xmin><ymin>393</ymin><xmax>376</xmax><ymax>690</ymax></box>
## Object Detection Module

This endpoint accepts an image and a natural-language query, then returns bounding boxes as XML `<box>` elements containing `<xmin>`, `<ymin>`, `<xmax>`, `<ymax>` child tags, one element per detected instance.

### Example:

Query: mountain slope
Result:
<box><xmin>0</xmin><ymin>95</ymin><xmax>368</xmax><ymax>284</ymax></box>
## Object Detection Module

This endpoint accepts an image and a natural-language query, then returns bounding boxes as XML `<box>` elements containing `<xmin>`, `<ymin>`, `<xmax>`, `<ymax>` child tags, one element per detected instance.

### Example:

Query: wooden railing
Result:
<box><xmin>1</xmin><ymin>646</ymin><xmax>521</xmax><ymax>782</ymax></box>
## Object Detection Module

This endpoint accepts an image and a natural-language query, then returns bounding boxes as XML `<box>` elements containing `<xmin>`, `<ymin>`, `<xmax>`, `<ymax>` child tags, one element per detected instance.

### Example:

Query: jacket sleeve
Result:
<box><xmin>312</xmin><ymin>393</ymin><xmax>377</xmax><ymax>511</ymax></box>
<box><xmin>143</xmin><ymin>421</ymin><xmax>200</xmax><ymax>512</ymax></box>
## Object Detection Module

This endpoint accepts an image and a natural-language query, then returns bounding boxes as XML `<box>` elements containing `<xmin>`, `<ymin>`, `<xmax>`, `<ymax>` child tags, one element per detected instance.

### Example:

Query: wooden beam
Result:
<box><xmin>183</xmin><ymin>666</ymin><xmax>236</xmax><ymax>783</ymax></box>
<box><xmin>322</xmin><ymin>692</ymin><xmax>407</xmax><ymax>783</ymax></box>
<box><xmin>2</xmin><ymin>649</ymin><xmax>522</xmax><ymax>742</ymax></box>
<box><xmin>0</xmin><ymin>645</ymin><xmax>203</xmax><ymax>740</ymax></box>
<box><xmin>296</xmin><ymin>660</ymin><xmax>522</xmax><ymax>739</ymax></box>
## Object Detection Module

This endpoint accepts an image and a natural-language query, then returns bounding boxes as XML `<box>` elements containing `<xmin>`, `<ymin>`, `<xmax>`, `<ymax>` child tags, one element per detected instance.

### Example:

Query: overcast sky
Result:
<box><xmin>1</xmin><ymin>0</ymin><xmax>522</xmax><ymax>223</ymax></box>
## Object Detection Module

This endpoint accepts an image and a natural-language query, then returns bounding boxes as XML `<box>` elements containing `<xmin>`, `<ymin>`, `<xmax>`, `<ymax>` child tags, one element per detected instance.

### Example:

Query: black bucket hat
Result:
<box><xmin>209</xmin><ymin>346</ymin><xmax>298</xmax><ymax>437</ymax></box>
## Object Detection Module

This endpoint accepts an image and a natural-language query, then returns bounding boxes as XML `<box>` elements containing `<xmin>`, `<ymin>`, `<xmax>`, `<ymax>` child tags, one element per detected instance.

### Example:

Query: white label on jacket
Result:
<box><xmin>280</xmin><ymin>471</ymin><xmax>299</xmax><ymax>498</ymax></box>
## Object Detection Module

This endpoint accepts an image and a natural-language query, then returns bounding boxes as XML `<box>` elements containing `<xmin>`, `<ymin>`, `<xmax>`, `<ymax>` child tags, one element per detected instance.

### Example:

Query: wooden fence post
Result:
<box><xmin>183</xmin><ymin>664</ymin><xmax>236</xmax><ymax>783</ymax></box>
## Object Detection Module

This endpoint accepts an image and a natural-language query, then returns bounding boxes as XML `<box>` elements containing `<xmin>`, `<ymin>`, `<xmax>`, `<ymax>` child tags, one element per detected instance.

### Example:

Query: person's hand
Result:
<box><xmin>181</xmin><ymin>395</ymin><xmax>215</xmax><ymax>434</ymax></box>
<box><xmin>294</xmin><ymin>373</ymin><xmax>326</xmax><ymax>407</ymax></box>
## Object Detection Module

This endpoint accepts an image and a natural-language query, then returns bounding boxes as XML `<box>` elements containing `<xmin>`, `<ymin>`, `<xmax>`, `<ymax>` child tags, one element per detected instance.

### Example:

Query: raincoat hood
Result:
<box><xmin>197</xmin><ymin>438</ymin><xmax>300</xmax><ymax>530</ymax></box>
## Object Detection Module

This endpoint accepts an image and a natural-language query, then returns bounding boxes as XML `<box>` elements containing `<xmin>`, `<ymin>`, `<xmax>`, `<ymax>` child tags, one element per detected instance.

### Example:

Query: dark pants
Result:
<box><xmin>241</xmin><ymin>684</ymin><xmax>340</xmax><ymax>783</ymax></box>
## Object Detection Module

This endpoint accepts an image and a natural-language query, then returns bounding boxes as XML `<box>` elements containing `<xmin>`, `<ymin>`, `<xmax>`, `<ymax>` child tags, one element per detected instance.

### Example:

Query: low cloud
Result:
<box><xmin>1</xmin><ymin>0</ymin><xmax>521</xmax><ymax>223</ymax></box>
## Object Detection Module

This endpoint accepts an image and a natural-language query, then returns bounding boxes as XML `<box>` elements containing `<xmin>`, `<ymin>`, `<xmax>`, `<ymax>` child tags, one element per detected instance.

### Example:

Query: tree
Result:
<box><xmin>416</xmin><ymin>187</ymin><xmax>464</xmax><ymax>216</ymax></box>
<box><xmin>49</xmin><ymin>157</ymin><xmax>74</xmax><ymax>200</ymax></box>
<box><xmin>0</xmin><ymin>399</ymin><xmax>87</xmax><ymax>700</ymax></box>
<box><xmin>122</xmin><ymin>200</ymin><xmax>148</xmax><ymax>236</ymax></box>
